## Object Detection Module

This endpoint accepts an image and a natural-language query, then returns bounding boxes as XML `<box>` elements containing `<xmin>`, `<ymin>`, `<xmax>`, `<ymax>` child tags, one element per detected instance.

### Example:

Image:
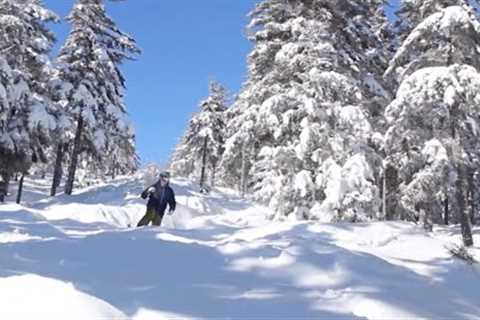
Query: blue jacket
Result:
<box><xmin>141</xmin><ymin>181</ymin><xmax>176</xmax><ymax>215</ymax></box>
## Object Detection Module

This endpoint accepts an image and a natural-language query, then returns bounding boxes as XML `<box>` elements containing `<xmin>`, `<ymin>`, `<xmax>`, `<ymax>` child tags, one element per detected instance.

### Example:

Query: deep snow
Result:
<box><xmin>0</xmin><ymin>174</ymin><xmax>479</xmax><ymax>319</ymax></box>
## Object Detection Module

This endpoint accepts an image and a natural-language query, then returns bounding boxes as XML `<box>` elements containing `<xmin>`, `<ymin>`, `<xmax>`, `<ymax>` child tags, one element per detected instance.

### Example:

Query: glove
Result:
<box><xmin>148</xmin><ymin>187</ymin><xmax>156</xmax><ymax>194</ymax></box>
<box><xmin>141</xmin><ymin>187</ymin><xmax>156</xmax><ymax>199</ymax></box>
<box><xmin>168</xmin><ymin>209</ymin><xmax>175</xmax><ymax>216</ymax></box>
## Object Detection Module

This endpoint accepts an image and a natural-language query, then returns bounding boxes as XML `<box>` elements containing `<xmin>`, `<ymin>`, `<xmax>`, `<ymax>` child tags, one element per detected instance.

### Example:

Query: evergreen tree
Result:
<box><xmin>57</xmin><ymin>0</ymin><xmax>140</xmax><ymax>195</ymax></box>
<box><xmin>48</xmin><ymin>70</ymin><xmax>76</xmax><ymax>196</ymax></box>
<box><xmin>170</xmin><ymin>80</ymin><xmax>227</xmax><ymax>190</ymax></box>
<box><xmin>395</xmin><ymin>0</ymin><xmax>475</xmax><ymax>40</ymax></box>
<box><xmin>0</xmin><ymin>0</ymin><xmax>58</xmax><ymax>197</ymax></box>
<box><xmin>385</xmin><ymin>1</ymin><xmax>480</xmax><ymax>245</ymax></box>
<box><xmin>170</xmin><ymin>130</ymin><xmax>195</xmax><ymax>178</ymax></box>
<box><xmin>221</xmin><ymin>0</ymin><xmax>392</xmax><ymax>220</ymax></box>
<box><xmin>387</xmin><ymin>1</ymin><xmax>480</xmax><ymax>80</ymax></box>
<box><xmin>385</xmin><ymin>65</ymin><xmax>478</xmax><ymax>245</ymax></box>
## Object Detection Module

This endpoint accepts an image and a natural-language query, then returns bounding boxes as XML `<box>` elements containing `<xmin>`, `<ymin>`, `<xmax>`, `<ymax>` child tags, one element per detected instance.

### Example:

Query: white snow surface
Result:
<box><xmin>0</xmin><ymin>174</ymin><xmax>479</xmax><ymax>319</ymax></box>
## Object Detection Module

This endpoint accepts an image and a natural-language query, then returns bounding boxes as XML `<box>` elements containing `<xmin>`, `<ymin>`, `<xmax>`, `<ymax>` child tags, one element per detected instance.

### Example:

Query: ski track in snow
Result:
<box><xmin>0</xmin><ymin>176</ymin><xmax>479</xmax><ymax>320</ymax></box>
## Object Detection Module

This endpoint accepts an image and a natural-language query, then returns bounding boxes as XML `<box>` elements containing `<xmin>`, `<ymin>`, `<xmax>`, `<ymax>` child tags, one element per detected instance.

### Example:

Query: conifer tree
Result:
<box><xmin>57</xmin><ymin>0</ymin><xmax>140</xmax><ymax>195</ymax></box>
<box><xmin>0</xmin><ymin>0</ymin><xmax>58</xmax><ymax>197</ymax></box>
<box><xmin>170</xmin><ymin>81</ymin><xmax>227</xmax><ymax>190</ymax></box>
<box><xmin>385</xmin><ymin>0</ymin><xmax>480</xmax><ymax>245</ymax></box>
<box><xmin>221</xmin><ymin>0</ymin><xmax>392</xmax><ymax>220</ymax></box>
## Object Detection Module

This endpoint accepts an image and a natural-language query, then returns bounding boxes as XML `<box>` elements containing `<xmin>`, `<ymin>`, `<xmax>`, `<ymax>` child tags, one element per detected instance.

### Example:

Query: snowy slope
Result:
<box><xmin>0</xmin><ymin>175</ymin><xmax>479</xmax><ymax>319</ymax></box>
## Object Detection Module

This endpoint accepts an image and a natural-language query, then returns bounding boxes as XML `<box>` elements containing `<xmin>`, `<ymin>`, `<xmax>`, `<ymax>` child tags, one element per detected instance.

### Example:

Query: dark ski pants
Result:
<box><xmin>137</xmin><ymin>207</ymin><xmax>164</xmax><ymax>227</ymax></box>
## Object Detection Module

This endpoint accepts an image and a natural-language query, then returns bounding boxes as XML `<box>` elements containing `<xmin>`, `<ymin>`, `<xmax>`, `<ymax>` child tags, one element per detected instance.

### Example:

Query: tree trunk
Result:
<box><xmin>211</xmin><ymin>163</ymin><xmax>216</xmax><ymax>189</ymax></box>
<box><xmin>51</xmin><ymin>143</ymin><xmax>65</xmax><ymax>197</ymax></box>
<box><xmin>469</xmin><ymin>189</ymin><xmax>475</xmax><ymax>225</ymax></box>
<box><xmin>384</xmin><ymin>164</ymin><xmax>398</xmax><ymax>220</ymax></box>
<box><xmin>382</xmin><ymin>171</ymin><xmax>387</xmax><ymax>220</ymax></box>
<box><xmin>0</xmin><ymin>173</ymin><xmax>12</xmax><ymax>202</ymax></box>
<box><xmin>0</xmin><ymin>181</ymin><xmax>6</xmax><ymax>203</ymax></box>
<box><xmin>111</xmin><ymin>161</ymin><xmax>118</xmax><ymax>180</ymax></box>
<box><xmin>4</xmin><ymin>175</ymin><xmax>10</xmax><ymax>195</ymax></box>
<box><xmin>456</xmin><ymin>163</ymin><xmax>474</xmax><ymax>247</ymax></box>
<box><xmin>468</xmin><ymin>173</ymin><xmax>475</xmax><ymax>225</ymax></box>
<box><xmin>444</xmin><ymin>195</ymin><xmax>449</xmax><ymax>225</ymax></box>
<box><xmin>199</xmin><ymin>136</ymin><xmax>208</xmax><ymax>191</ymax></box>
<box><xmin>16</xmin><ymin>173</ymin><xmax>25</xmax><ymax>204</ymax></box>
<box><xmin>189</xmin><ymin>160</ymin><xmax>195</xmax><ymax>177</ymax></box>
<box><xmin>447</xmin><ymin>102</ymin><xmax>473</xmax><ymax>245</ymax></box>
<box><xmin>423</xmin><ymin>207</ymin><xmax>433</xmax><ymax>232</ymax></box>
<box><xmin>65</xmin><ymin>116</ymin><xmax>84</xmax><ymax>196</ymax></box>
<box><xmin>240</xmin><ymin>143</ymin><xmax>247</xmax><ymax>197</ymax></box>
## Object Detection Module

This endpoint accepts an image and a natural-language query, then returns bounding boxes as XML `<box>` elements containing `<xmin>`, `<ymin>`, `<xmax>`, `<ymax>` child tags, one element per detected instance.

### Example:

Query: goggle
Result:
<box><xmin>160</xmin><ymin>174</ymin><xmax>170</xmax><ymax>180</ymax></box>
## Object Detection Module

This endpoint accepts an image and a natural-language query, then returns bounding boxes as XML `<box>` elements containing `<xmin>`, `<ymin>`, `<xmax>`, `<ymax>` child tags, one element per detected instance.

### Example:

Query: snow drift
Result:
<box><xmin>0</xmin><ymin>174</ymin><xmax>479</xmax><ymax>319</ymax></box>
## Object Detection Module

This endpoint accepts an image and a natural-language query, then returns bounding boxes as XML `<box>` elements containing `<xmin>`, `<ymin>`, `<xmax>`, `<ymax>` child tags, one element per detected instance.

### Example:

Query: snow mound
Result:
<box><xmin>0</xmin><ymin>274</ymin><xmax>125</xmax><ymax>320</ymax></box>
<box><xmin>0</xmin><ymin>175</ymin><xmax>479</xmax><ymax>319</ymax></box>
<box><xmin>28</xmin><ymin>176</ymin><xmax>229</xmax><ymax>230</ymax></box>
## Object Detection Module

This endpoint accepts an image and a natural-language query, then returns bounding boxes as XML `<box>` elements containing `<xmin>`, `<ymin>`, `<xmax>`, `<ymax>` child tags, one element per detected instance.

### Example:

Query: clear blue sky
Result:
<box><xmin>44</xmin><ymin>0</ymin><xmax>398</xmax><ymax>166</ymax></box>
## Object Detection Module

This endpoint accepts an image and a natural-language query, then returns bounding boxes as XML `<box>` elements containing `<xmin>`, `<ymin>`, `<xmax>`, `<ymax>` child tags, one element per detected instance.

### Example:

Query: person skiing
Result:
<box><xmin>137</xmin><ymin>171</ymin><xmax>176</xmax><ymax>227</ymax></box>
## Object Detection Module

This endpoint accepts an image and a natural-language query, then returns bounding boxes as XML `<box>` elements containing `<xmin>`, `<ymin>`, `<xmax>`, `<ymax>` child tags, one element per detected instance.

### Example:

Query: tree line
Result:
<box><xmin>171</xmin><ymin>0</ymin><xmax>480</xmax><ymax>247</ymax></box>
<box><xmin>0</xmin><ymin>0</ymin><xmax>139</xmax><ymax>202</ymax></box>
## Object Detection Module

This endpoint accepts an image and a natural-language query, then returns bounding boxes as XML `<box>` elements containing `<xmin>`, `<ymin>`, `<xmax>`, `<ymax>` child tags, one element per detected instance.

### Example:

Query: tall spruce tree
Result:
<box><xmin>57</xmin><ymin>0</ymin><xmax>140</xmax><ymax>195</ymax></box>
<box><xmin>48</xmin><ymin>70</ymin><xmax>75</xmax><ymax>196</ymax></box>
<box><xmin>221</xmin><ymin>0</ymin><xmax>392</xmax><ymax>220</ymax></box>
<box><xmin>0</xmin><ymin>0</ymin><xmax>58</xmax><ymax>198</ymax></box>
<box><xmin>385</xmin><ymin>1</ymin><xmax>480</xmax><ymax>245</ymax></box>
<box><xmin>170</xmin><ymin>80</ymin><xmax>227</xmax><ymax>190</ymax></box>
<box><xmin>387</xmin><ymin>0</ymin><xmax>480</xmax><ymax>81</ymax></box>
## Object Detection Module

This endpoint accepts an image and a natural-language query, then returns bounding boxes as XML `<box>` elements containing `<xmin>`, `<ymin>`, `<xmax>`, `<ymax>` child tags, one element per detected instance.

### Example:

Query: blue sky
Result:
<box><xmin>44</xmin><ymin>0</ymin><xmax>398</xmax><ymax>166</ymax></box>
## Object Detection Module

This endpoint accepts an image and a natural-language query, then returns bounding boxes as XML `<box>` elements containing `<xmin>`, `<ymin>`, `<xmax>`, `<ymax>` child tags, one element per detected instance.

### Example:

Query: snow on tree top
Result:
<box><xmin>387</xmin><ymin>5</ymin><xmax>480</xmax><ymax>77</ymax></box>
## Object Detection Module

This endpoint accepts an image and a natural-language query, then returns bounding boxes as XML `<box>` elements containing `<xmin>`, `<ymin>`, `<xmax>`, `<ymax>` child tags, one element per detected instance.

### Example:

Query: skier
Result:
<box><xmin>137</xmin><ymin>171</ymin><xmax>176</xmax><ymax>227</ymax></box>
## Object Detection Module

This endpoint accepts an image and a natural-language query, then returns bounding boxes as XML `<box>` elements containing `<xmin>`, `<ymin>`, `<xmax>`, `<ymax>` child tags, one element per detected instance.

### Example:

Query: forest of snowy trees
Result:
<box><xmin>171</xmin><ymin>0</ymin><xmax>480</xmax><ymax>246</ymax></box>
<box><xmin>0</xmin><ymin>0</ymin><xmax>477</xmax><ymax>247</ymax></box>
<box><xmin>0</xmin><ymin>0</ymin><xmax>139</xmax><ymax>201</ymax></box>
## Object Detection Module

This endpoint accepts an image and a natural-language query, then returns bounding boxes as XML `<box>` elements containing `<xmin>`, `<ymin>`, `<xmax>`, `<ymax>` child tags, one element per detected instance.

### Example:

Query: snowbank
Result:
<box><xmin>0</xmin><ymin>176</ymin><xmax>479</xmax><ymax>319</ymax></box>
<box><xmin>0</xmin><ymin>274</ymin><xmax>125</xmax><ymax>319</ymax></box>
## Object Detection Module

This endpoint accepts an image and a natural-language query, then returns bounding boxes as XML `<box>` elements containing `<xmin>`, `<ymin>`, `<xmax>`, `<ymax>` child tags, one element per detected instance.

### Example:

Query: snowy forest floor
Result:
<box><xmin>1</xmin><ymin>175</ymin><xmax>480</xmax><ymax>319</ymax></box>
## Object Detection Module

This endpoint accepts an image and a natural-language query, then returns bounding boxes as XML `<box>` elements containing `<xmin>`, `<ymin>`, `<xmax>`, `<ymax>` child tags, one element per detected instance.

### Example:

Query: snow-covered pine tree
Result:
<box><xmin>48</xmin><ymin>70</ymin><xmax>76</xmax><ymax>196</ymax></box>
<box><xmin>0</xmin><ymin>0</ymin><xmax>58</xmax><ymax>197</ymax></box>
<box><xmin>221</xmin><ymin>0</ymin><xmax>392</xmax><ymax>221</ymax></box>
<box><xmin>57</xmin><ymin>0</ymin><xmax>140</xmax><ymax>195</ymax></box>
<box><xmin>170</xmin><ymin>80</ymin><xmax>227</xmax><ymax>190</ymax></box>
<box><xmin>218</xmin><ymin>90</ymin><xmax>259</xmax><ymax>196</ymax></box>
<box><xmin>387</xmin><ymin>0</ymin><xmax>480</xmax><ymax>81</ymax></box>
<box><xmin>385</xmin><ymin>65</ymin><xmax>478</xmax><ymax>245</ymax></box>
<box><xmin>104</xmin><ymin>129</ymin><xmax>139</xmax><ymax>179</ymax></box>
<box><xmin>394</xmin><ymin>0</ymin><xmax>477</xmax><ymax>43</ymax></box>
<box><xmin>385</xmin><ymin>1</ymin><xmax>480</xmax><ymax>245</ymax></box>
<box><xmin>170</xmin><ymin>130</ymin><xmax>195</xmax><ymax>178</ymax></box>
